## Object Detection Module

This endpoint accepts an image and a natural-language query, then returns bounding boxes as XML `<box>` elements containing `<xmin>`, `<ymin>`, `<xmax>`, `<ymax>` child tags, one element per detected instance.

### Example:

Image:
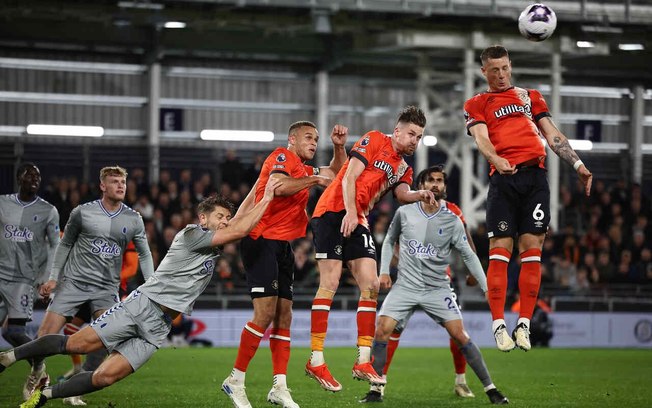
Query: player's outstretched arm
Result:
<box><xmin>393</xmin><ymin>183</ymin><xmax>435</xmax><ymax>205</ymax></box>
<box><xmin>318</xmin><ymin>124</ymin><xmax>348</xmax><ymax>179</ymax></box>
<box><xmin>234</xmin><ymin>179</ymin><xmax>258</xmax><ymax>217</ymax></box>
<box><xmin>210</xmin><ymin>178</ymin><xmax>281</xmax><ymax>246</ymax></box>
<box><xmin>539</xmin><ymin>117</ymin><xmax>593</xmax><ymax>196</ymax></box>
<box><xmin>341</xmin><ymin>156</ymin><xmax>366</xmax><ymax>237</ymax></box>
<box><xmin>452</xmin><ymin>221</ymin><xmax>488</xmax><ymax>293</ymax></box>
<box><xmin>271</xmin><ymin>172</ymin><xmax>331</xmax><ymax>196</ymax></box>
<box><xmin>469</xmin><ymin>123</ymin><xmax>516</xmax><ymax>175</ymax></box>
<box><xmin>42</xmin><ymin>206</ymin><xmax>82</xmax><ymax>297</ymax></box>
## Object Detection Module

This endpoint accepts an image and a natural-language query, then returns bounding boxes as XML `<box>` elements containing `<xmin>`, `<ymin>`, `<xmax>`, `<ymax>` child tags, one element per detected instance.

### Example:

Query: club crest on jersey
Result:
<box><xmin>360</xmin><ymin>137</ymin><xmax>370</xmax><ymax>146</ymax></box>
<box><xmin>4</xmin><ymin>225</ymin><xmax>34</xmax><ymax>242</ymax></box>
<box><xmin>122</xmin><ymin>227</ymin><xmax>127</xmax><ymax>234</ymax></box>
<box><xmin>276</xmin><ymin>153</ymin><xmax>287</xmax><ymax>163</ymax></box>
<box><xmin>406</xmin><ymin>239</ymin><xmax>440</xmax><ymax>259</ymax></box>
<box><xmin>33</xmin><ymin>215</ymin><xmax>39</xmax><ymax>222</ymax></box>
<box><xmin>91</xmin><ymin>238</ymin><xmax>122</xmax><ymax>258</ymax></box>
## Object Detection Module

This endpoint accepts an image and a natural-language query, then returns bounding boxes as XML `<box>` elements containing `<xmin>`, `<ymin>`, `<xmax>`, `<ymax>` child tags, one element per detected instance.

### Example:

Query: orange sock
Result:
<box><xmin>310</xmin><ymin>298</ymin><xmax>332</xmax><ymax>351</ymax></box>
<box><xmin>270</xmin><ymin>328</ymin><xmax>291</xmax><ymax>375</ymax></box>
<box><xmin>357</xmin><ymin>300</ymin><xmax>377</xmax><ymax>347</ymax></box>
<box><xmin>519</xmin><ymin>248</ymin><xmax>542</xmax><ymax>320</ymax></box>
<box><xmin>450</xmin><ymin>338</ymin><xmax>466</xmax><ymax>375</ymax></box>
<box><xmin>384</xmin><ymin>330</ymin><xmax>401</xmax><ymax>375</ymax></box>
<box><xmin>488</xmin><ymin>247</ymin><xmax>511</xmax><ymax>320</ymax></box>
<box><xmin>234</xmin><ymin>321</ymin><xmax>264</xmax><ymax>372</ymax></box>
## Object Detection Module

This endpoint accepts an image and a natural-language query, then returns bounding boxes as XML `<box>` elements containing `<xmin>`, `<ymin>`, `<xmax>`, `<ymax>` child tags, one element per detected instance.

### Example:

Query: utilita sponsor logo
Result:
<box><xmin>494</xmin><ymin>104</ymin><xmax>531</xmax><ymax>119</ymax></box>
<box><xmin>373</xmin><ymin>160</ymin><xmax>398</xmax><ymax>185</ymax></box>
<box><xmin>406</xmin><ymin>239</ymin><xmax>439</xmax><ymax>259</ymax></box>
<box><xmin>4</xmin><ymin>225</ymin><xmax>34</xmax><ymax>242</ymax></box>
<box><xmin>91</xmin><ymin>239</ymin><xmax>122</xmax><ymax>258</ymax></box>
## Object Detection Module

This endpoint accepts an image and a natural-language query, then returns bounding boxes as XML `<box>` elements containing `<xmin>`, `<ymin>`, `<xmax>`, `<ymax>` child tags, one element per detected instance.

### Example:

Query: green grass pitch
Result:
<box><xmin>2</xmin><ymin>347</ymin><xmax>651</xmax><ymax>407</ymax></box>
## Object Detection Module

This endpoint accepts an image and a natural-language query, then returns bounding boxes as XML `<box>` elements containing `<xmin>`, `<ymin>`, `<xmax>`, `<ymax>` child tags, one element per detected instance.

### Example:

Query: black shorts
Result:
<box><xmin>311</xmin><ymin>211</ymin><xmax>377</xmax><ymax>262</ymax></box>
<box><xmin>486</xmin><ymin>167</ymin><xmax>550</xmax><ymax>238</ymax></box>
<box><xmin>240</xmin><ymin>236</ymin><xmax>295</xmax><ymax>300</ymax></box>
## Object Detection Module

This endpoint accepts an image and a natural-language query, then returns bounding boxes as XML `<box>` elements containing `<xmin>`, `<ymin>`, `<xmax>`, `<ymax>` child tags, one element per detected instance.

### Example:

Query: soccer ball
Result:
<box><xmin>518</xmin><ymin>3</ymin><xmax>557</xmax><ymax>42</ymax></box>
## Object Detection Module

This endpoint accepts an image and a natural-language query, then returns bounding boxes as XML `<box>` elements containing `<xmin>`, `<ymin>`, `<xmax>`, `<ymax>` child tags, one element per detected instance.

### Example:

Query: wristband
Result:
<box><xmin>573</xmin><ymin>160</ymin><xmax>584</xmax><ymax>171</ymax></box>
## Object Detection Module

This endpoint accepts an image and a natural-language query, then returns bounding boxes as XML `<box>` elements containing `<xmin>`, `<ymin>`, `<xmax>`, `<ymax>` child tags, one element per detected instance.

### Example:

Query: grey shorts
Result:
<box><xmin>90</xmin><ymin>290</ymin><xmax>172</xmax><ymax>371</ymax></box>
<box><xmin>0</xmin><ymin>279</ymin><xmax>34</xmax><ymax>320</ymax></box>
<box><xmin>379</xmin><ymin>284</ymin><xmax>462</xmax><ymax>329</ymax></box>
<box><xmin>47</xmin><ymin>278</ymin><xmax>119</xmax><ymax>318</ymax></box>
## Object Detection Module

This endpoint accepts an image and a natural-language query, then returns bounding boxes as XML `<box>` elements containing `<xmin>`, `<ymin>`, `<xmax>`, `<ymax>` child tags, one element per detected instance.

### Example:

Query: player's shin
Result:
<box><xmin>371</xmin><ymin>340</ymin><xmax>387</xmax><ymax>376</ymax></box>
<box><xmin>487</xmin><ymin>248</ymin><xmax>511</xmax><ymax>320</ymax></box>
<box><xmin>459</xmin><ymin>341</ymin><xmax>492</xmax><ymax>388</ymax></box>
<box><xmin>309</xmin><ymin>293</ymin><xmax>333</xmax><ymax>366</ymax></box>
<box><xmin>12</xmin><ymin>335</ymin><xmax>70</xmax><ymax>365</ymax></box>
<box><xmin>270</xmin><ymin>328</ymin><xmax>291</xmax><ymax>387</ymax></box>
<box><xmin>46</xmin><ymin>371</ymin><xmax>101</xmax><ymax>399</ymax></box>
<box><xmin>232</xmin><ymin>322</ymin><xmax>265</xmax><ymax>382</ymax></box>
<box><xmin>384</xmin><ymin>330</ymin><xmax>400</xmax><ymax>375</ymax></box>
<box><xmin>518</xmin><ymin>249</ymin><xmax>543</xmax><ymax>321</ymax></box>
<box><xmin>356</xmin><ymin>297</ymin><xmax>377</xmax><ymax>364</ymax></box>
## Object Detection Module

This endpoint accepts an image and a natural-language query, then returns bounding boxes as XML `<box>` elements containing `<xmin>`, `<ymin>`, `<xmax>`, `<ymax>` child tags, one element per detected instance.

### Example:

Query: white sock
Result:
<box><xmin>273</xmin><ymin>374</ymin><xmax>287</xmax><ymax>388</ymax></box>
<box><xmin>42</xmin><ymin>388</ymin><xmax>53</xmax><ymax>399</ymax></box>
<box><xmin>455</xmin><ymin>373</ymin><xmax>467</xmax><ymax>385</ymax></box>
<box><xmin>310</xmin><ymin>351</ymin><xmax>324</xmax><ymax>366</ymax></box>
<box><xmin>492</xmin><ymin>319</ymin><xmax>507</xmax><ymax>333</ymax></box>
<box><xmin>357</xmin><ymin>346</ymin><xmax>371</xmax><ymax>364</ymax></box>
<box><xmin>517</xmin><ymin>317</ymin><xmax>530</xmax><ymax>328</ymax></box>
<box><xmin>230</xmin><ymin>368</ymin><xmax>245</xmax><ymax>384</ymax></box>
<box><xmin>484</xmin><ymin>384</ymin><xmax>496</xmax><ymax>392</ymax></box>
<box><xmin>0</xmin><ymin>350</ymin><xmax>16</xmax><ymax>367</ymax></box>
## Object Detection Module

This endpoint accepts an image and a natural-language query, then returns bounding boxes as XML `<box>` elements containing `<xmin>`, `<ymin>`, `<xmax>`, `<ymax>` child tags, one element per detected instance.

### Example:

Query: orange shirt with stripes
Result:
<box><xmin>313</xmin><ymin>131</ymin><xmax>413</xmax><ymax>229</ymax></box>
<box><xmin>249</xmin><ymin>147</ymin><xmax>318</xmax><ymax>241</ymax></box>
<box><xmin>464</xmin><ymin>86</ymin><xmax>551</xmax><ymax>175</ymax></box>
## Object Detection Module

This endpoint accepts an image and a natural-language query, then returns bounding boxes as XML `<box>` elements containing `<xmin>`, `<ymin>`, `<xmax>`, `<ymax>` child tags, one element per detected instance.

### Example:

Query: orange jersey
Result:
<box><xmin>464</xmin><ymin>86</ymin><xmax>550</xmax><ymax>175</ymax></box>
<box><xmin>313</xmin><ymin>131</ymin><xmax>413</xmax><ymax>228</ymax></box>
<box><xmin>120</xmin><ymin>241</ymin><xmax>137</xmax><ymax>292</ymax></box>
<box><xmin>442</xmin><ymin>200</ymin><xmax>466</xmax><ymax>225</ymax></box>
<box><xmin>249</xmin><ymin>147</ymin><xmax>318</xmax><ymax>241</ymax></box>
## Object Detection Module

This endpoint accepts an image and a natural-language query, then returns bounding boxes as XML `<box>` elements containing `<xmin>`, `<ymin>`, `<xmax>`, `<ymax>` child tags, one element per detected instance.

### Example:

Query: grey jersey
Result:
<box><xmin>49</xmin><ymin>200</ymin><xmax>154</xmax><ymax>288</ymax></box>
<box><xmin>139</xmin><ymin>224</ymin><xmax>219</xmax><ymax>315</ymax></box>
<box><xmin>380</xmin><ymin>202</ymin><xmax>488</xmax><ymax>292</ymax></box>
<box><xmin>0</xmin><ymin>194</ymin><xmax>60</xmax><ymax>284</ymax></box>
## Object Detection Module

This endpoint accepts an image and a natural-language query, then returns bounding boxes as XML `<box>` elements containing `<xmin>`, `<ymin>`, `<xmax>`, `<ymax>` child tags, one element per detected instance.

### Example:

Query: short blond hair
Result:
<box><xmin>100</xmin><ymin>166</ymin><xmax>128</xmax><ymax>181</ymax></box>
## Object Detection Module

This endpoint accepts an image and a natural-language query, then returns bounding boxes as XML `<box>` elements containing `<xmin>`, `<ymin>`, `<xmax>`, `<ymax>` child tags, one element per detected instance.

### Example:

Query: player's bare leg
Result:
<box><xmin>306</xmin><ymin>259</ymin><xmax>342</xmax><ymax>391</ymax></box>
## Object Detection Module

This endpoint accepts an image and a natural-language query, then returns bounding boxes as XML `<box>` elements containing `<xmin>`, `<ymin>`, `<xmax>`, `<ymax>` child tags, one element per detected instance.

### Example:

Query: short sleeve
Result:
<box><xmin>267</xmin><ymin>150</ymin><xmax>290</xmax><ymax>176</ymax></box>
<box><xmin>184</xmin><ymin>226</ymin><xmax>215</xmax><ymax>252</ymax></box>
<box><xmin>349</xmin><ymin>131</ymin><xmax>384</xmax><ymax>167</ymax></box>
<box><xmin>530</xmin><ymin>90</ymin><xmax>551</xmax><ymax>122</ymax></box>
<box><xmin>464</xmin><ymin>96</ymin><xmax>485</xmax><ymax>135</ymax></box>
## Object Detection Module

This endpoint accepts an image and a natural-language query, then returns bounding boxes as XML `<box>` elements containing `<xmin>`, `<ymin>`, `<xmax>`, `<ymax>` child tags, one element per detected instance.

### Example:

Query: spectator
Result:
<box><xmin>220</xmin><ymin>149</ymin><xmax>245</xmax><ymax>190</ymax></box>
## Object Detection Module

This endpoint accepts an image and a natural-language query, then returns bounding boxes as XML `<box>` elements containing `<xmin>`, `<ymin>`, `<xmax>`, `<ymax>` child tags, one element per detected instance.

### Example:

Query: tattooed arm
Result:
<box><xmin>538</xmin><ymin>116</ymin><xmax>593</xmax><ymax>196</ymax></box>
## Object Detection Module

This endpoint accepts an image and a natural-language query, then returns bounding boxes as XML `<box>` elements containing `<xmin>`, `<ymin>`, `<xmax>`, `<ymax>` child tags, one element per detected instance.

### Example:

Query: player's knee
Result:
<box><xmin>92</xmin><ymin>369</ymin><xmax>117</xmax><ymax>388</ymax></box>
<box><xmin>2</xmin><ymin>325</ymin><xmax>26</xmax><ymax>344</ymax></box>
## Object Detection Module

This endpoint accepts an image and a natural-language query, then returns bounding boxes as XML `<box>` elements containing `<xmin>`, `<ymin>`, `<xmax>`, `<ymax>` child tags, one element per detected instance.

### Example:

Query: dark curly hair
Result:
<box><xmin>197</xmin><ymin>194</ymin><xmax>235</xmax><ymax>216</ymax></box>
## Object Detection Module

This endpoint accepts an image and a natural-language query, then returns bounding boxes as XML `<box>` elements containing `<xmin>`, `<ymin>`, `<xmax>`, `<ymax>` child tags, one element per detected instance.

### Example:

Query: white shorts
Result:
<box><xmin>0</xmin><ymin>279</ymin><xmax>34</xmax><ymax>320</ymax></box>
<box><xmin>379</xmin><ymin>284</ymin><xmax>462</xmax><ymax>330</ymax></box>
<box><xmin>90</xmin><ymin>290</ymin><xmax>172</xmax><ymax>371</ymax></box>
<box><xmin>47</xmin><ymin>278</ymin><xmax>119</xmax><ymax>318</ymax></box>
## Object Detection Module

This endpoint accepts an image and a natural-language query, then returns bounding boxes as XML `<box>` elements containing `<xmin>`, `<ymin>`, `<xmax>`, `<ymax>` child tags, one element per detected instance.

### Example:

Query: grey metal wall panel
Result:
<box><xmin>0</xmin><ymin>102</ymin><xmax>144</xmax><ymax>129</ymax></box>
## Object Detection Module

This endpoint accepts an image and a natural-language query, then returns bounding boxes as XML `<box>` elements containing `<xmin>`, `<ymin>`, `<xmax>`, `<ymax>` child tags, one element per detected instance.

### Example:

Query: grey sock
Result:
<box><xmin>51</xmin><ymin>371</ymin><xmax>100</xmax><ymax>399</ymax></box>
<box><xmin>371</xmin><ymin>340</ymin><xmax>388</xmax><ymax>376</ymax></box>
<box><xmin>82</xmin><ymin>349</ymin><xmax>108</xmax><ymax>371</ymax></box>
<box><xmin>459</xmin><ymin>341</ymin><xmax>492</xmax><ymax>387</ymax></box>
<box><xmin>14</xmin><ymin>335</ymin><xmax>68</xmax><ymax>364</ymax></box>
<box><xmin>2</xmin><ymin>325</ymin><xmax>35</xmax><ymax>366</ymax></box>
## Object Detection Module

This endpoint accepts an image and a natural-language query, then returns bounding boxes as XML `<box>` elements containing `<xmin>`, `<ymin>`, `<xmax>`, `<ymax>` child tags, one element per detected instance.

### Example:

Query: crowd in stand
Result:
<box><xmin>34</xmin><ymin>156</ymin><xmax>652</xmax><ymax>298</ymax></box>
